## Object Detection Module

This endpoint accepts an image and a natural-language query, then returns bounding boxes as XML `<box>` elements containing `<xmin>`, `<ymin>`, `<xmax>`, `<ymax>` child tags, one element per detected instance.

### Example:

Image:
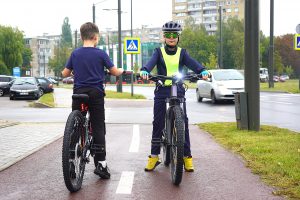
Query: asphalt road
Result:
<box><xmin>0</xmin><ymin>86</ymin><xmax>299</xmax><ymax>132</ymax></box>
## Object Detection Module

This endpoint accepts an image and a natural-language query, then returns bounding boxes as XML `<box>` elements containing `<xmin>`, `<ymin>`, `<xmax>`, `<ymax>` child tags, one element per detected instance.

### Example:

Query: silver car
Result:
<box><xmin>196</xmin><ymin>69</ymin><xmax>244</xmax><ymax>104</ymax></box>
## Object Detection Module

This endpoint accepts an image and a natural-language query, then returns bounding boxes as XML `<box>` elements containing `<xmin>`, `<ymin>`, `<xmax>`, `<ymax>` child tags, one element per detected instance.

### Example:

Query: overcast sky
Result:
<box><xmin>0</xmin><ymin>0</ymin><xmax>299</xmax><ymax>37</ymax></box>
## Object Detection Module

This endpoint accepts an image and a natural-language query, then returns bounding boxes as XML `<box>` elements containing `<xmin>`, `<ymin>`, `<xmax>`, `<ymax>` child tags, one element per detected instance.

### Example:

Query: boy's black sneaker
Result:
<box><xmin>94</xmin><ymin>163</ymin><xmax>111</xmax><ymax>179</ymax></box>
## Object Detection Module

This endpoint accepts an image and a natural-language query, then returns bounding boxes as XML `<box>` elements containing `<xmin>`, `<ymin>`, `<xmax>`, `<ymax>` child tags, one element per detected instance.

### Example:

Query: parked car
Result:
<box><xmin>37</xmin><ymin>77</ymin><xmax>54</xmax><ymax>96</ymax></box>
<box><xmin>62</xmin><ymin>77</ymin><xmax>74</xmax><ymax>84</ymax></box>
<box><xmin>279</xmin><ymin>75</ymin><xmax>289</xmax><ymax>81</ymax></box>
<box><xmin>0</xmin><ymin>75</ymin><xmax>15</xmax><ymax>96</ymax></box>
<box><xmin>259</xmin><ymin>68</ymin><xmax>269</xmax><ymax>82</ymax></box>
<box><xmin>273</xmin><ymin>75</ymin><xmax>279</xmax><ymax>82</ymax></box>
<box><xmin>196</xmin><ymin>69</ymin><xmax>244</xmax><ymax>104</ymax></box>
<box><xmin>47</xmin><ymin>77</ymin><xmax>58</xmax><ymax>84</ymax></box>
<box><xmin>9</xmin><ymin>77</ymin><xmax>41</xmax><ymax>100</ymax></box>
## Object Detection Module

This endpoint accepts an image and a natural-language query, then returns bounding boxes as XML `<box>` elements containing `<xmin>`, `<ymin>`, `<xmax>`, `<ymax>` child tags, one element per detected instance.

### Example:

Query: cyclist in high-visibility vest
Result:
<box><xmin>140</xmin><ymin>21</ymin><xmax>210</xmax><ymax>172</ymax></box>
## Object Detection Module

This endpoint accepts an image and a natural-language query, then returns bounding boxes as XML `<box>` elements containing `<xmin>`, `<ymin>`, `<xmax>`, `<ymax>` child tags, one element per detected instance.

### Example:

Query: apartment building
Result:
<box><xmin>25</xmin><ymin>34</ymin><xmax>58</xmax><ymax>77</ymax></box>
<box><xmin>172</xmin><ymin>0</ymin><xmax>244</xmax><ymax>35</ymax></box>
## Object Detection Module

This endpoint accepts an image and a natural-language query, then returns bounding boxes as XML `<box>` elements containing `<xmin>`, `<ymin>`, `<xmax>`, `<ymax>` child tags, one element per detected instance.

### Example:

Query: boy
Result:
<box><xmin>62</xmin><ymin>22</ymin><xmax>123</xmax><ymax>179</ymax></box>
<box><xmin>140</xmin><ymin>21</ymin><xmax>209</xmax><ymax>172</ymax></box>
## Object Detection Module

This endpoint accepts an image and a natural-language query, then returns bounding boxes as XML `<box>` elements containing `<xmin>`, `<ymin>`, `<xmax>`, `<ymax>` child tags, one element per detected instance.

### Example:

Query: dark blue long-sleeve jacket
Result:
<box><xmin>140</xmin><ymin>46</ymin><xmax>206</xmax><ymax>75</ymax></box>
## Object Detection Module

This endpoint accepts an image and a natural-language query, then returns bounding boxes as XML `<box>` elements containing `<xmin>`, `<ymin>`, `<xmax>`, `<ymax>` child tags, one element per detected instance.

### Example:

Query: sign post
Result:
<box><xmin>294</xmin><ymin>34</ymin><xmax>300</xmax><ymax>50</ymax></box>
<box><xmin>124</xmin><ymin>37</ymin><xmax>141</xmax><ymax>96</ymax></box>
<box><xmin>13</xmin><ymin>67</ymin><xmax>21</xmax><ymax>77</ymax></box>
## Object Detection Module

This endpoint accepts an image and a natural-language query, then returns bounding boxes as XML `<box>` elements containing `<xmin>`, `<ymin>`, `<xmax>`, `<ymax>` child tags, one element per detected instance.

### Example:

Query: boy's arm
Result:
<box><xmin>61</xmin><ymin>68</ymin><xmax>72</xmax><ymax>77</ymax></box>
<box><xmin>108</xmin><ymin>66</ymin><xmax>124</xmax><ymax>76</ymax></box>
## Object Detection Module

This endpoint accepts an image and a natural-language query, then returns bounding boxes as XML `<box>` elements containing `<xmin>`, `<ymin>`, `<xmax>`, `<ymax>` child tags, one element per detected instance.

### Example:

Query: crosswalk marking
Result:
<box><xmin>129</xmin><ymin>124</ymin><xmax>140</xmax><ymax>153</ymax></box>
<box><xmin>116</xmin><ymin>171</ymin><xmax>135</xmax><ymax>194</ymax></box>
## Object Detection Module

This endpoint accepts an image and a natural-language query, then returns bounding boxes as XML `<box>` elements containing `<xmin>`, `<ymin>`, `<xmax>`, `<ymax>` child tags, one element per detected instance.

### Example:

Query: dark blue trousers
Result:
<box><xmin>151</xmin><ymin>86</ymin><xmax>192</xmax><ymax>157</ymax></box>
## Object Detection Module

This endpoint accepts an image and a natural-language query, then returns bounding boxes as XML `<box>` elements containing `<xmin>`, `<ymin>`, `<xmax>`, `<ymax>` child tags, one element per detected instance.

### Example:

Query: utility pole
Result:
<box><xmin>268</xmin><ymin>0</ymin><xmax>274</xmax><ymax>88</ymax></box>
<box><xmin>93</xmin><ymin>4</ymin><xmax>95</xmax><ymax>23</ymax></box>
<box><xmin>43</xmin><ymin>49</ymin><xmax>46</xmax><ymax>77</ymax></box>
<box><xmin>117</xmin><ymin>0</ymin><xmax>123</xmax><ymax>92</ymax></box>
<box><xmin>218</xmin><ymin>6</ymin><xmax>223</xmax><ymax>69</ymax></box>
<box><xmin>75</xmin><ymin>30</ymin><xmax>78</xmax><ymax>48</ymax></box>
<box><xmin>244</xmin><ymin>0</ymin><xmax>260</xmax><ymax>131</ymax></box>
<box><xmin>130</xmin><ymin>0</ymin><xmax>134</xmax><ymax>96</ymax></box>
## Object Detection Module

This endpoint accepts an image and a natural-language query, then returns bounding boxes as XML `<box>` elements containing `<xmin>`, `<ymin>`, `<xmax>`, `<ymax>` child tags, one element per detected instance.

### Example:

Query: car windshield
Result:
<box><xmin>14</xmin><ymin>78</ymin><xmax>36</xmax><ymax>85</ymax></box>
<box><xmin>212</xmin><ymin>70</ymin><xmax>244</xmax><ymax>81</ymax></box>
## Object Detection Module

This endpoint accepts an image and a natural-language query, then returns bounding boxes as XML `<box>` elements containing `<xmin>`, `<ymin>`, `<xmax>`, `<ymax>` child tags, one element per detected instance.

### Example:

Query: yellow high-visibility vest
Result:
<box><xmin>160</xmin><ymin>47</ymin><xmax>181</xmax><ymax>85</ymax></box>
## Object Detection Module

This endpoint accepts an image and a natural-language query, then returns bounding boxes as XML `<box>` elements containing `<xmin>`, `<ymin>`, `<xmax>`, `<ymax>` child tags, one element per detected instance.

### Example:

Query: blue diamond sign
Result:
<box><xmin>124</xmin><ymin>37</ymin><xmax>141</xmax><ymax>54</ymax></box>
<box><xmin>294</xmin><ymin>34</ymin><xmax>300</xmax><ymax>50</ymax></box>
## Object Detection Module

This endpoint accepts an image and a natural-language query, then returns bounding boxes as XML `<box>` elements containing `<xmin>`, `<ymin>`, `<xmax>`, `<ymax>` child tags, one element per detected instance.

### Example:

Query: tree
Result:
<box><xmin>180</xmin><ymin>17</ymin><xmax>217</xmax><ymax>66</ymax></box>
<box><xmin>275</xmin><ymin>34</ymin><xmax>300</xmax><ymax>76</ymax></box>
<box><xmin>0</xmin><ymin>60</ymin><xmax>9</xmax><ymax>74</ymax></box>
<box><xmin>0</xmin><ymin>25</ymin><xmax>24</xmax><ymax>73</ymax></box>
<box><xmin>61</xmin><ymin>17</ymin><xmax>73</xmax><ymax>48</ymax></box>
<box><xmin>220</xmin><ymin>18</ymin><xmax>244</xmax><ymax>69</ymax></box>
<box><xmin>205</xmin><ymin>53</ymin><xmax>218</xmax><ymax>69</ymax></box>
<box><xmin>48</xmin><ymin>45</ymin><xmax>72</xmax><ymax>77</ymax></box>
<box><xmin>22</xmin><ymin>47</ymin><xmax>32</xmax><ymax>67</ymax></box>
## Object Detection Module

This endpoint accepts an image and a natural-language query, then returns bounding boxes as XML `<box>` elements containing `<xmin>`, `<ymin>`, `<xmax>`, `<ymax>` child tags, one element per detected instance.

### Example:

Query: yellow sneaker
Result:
<box><xmin>144</xmin><ymin>155</ymin><xmax>161</xmax><ymax>171</ymax></box>
<box><xmin>183</xmin><ymin>156</ymin><xmax>194</xmax><ymax>172</ymax></box>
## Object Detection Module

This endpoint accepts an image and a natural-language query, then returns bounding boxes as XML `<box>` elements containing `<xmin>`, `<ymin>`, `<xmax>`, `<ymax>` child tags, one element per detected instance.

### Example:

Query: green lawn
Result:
<box><xmin>39</xmin><ymin>93</ymin><xmax>55</xmax><ymax>107</ymax></box>
<box><xmin>199</xmin><ymin>122</ymin><xmax>300</xmax><ymax>200</ymax></box>
<box><xmin>105</xmin><ymin>90</ymin><xmax>146</xmax><ymax>99</ymax></box>
<box><xmin>260</xmin><ymin>79</ymin><xmax>300</xmax><ymax>93</ymax></box>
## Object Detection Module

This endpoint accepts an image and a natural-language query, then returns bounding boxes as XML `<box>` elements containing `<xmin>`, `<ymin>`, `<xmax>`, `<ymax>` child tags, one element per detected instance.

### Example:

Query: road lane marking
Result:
<box><xmin>261</xmin><ymin>100</ymin><xmax>293</xmax><ymax>105</ymax></box>
<box><xmin>129</xmin><ymin>124</ymin><xmax>140</xmax><ymax>153</ymax></box>
<box><xmin>116</xmin><ymin>171</ymin><xmax>135</xmax><ymax>194</ymax></box>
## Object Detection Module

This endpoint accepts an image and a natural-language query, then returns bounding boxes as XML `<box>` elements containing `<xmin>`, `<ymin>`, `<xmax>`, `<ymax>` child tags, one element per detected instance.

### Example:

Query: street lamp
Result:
<box><xmin>92</xmin><ymin>0</ymin><xmax>109</xmax><ymax>23</ymax></box>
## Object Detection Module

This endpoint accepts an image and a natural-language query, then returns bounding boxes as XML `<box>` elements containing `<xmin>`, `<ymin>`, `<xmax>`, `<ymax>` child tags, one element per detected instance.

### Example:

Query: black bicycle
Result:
<box><xmin>149</xmin><ymin>73</ymin><xmax>202</xmax><ymax>186</ymax></box>
<box><xmin>62</xmin><ymin>94</ymin><xmax>94</xmax><ymax>192</ymax></box>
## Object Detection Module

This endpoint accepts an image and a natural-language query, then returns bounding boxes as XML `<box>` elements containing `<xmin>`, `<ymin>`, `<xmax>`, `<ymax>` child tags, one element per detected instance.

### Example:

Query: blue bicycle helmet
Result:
<box><xmin>162</xmin><ymin>21</ymin><xmax>182</xmax><ymax>32</ymax></box>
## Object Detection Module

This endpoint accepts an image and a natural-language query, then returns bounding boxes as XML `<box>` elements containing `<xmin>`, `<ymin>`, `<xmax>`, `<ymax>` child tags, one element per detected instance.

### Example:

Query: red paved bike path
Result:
<box><xmin>0</xmin><ymin>123</ymin><xmax>283</xmax><ymax>200</ymax></box>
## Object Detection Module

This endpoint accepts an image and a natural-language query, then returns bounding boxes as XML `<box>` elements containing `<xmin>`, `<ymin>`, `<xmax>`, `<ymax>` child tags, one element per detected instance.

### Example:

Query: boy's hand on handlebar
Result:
<box><xmin>200</xmin><ymin>70</ymin><xmax>210</xmax><ymax>80</ymax></box>
<box><xmin>140</xmin><ymin>70</ymin><xmax>149</xmax><ymax>80</ymax></box>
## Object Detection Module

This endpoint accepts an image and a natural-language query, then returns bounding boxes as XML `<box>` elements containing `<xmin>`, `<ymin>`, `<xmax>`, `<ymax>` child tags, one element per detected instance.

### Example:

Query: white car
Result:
<box><xmin>196</xmin><ymin>69</ymin><xmax>244</xmax><ymax>104</ymax></box>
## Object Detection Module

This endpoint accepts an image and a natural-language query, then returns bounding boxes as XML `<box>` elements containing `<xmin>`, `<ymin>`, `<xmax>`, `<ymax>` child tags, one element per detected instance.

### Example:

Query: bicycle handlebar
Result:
<box><xmin>148</xmin><ymin>73</ymin><xmax>205</xmax><ymax>83</ymax></box>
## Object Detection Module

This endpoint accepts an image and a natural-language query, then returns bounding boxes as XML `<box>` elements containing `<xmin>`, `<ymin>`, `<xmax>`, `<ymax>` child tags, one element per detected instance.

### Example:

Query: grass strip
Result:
<box><xmin>198</xmin><ymin>122</ymin><xmax>300</xmax><ymax>199</ymax></box>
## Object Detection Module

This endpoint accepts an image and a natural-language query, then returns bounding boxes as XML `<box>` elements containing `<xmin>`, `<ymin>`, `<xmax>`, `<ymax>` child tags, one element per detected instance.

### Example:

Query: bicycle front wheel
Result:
<box><xmin>62</xmin><ymin>110</ymin><xmax>86</xmax><ymax>192</ymax></box>
<box><xmin>169</xmin><ymin>106</ymin><xmax>185</xmax><ymax>185</ymax></box>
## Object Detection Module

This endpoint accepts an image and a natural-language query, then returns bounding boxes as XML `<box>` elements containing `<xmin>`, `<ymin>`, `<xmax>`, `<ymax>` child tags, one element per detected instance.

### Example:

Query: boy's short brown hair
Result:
<box><xmin>80</xmin><ymin>22</ymin><xmax>99</xmax><ymax>40</ymax></box>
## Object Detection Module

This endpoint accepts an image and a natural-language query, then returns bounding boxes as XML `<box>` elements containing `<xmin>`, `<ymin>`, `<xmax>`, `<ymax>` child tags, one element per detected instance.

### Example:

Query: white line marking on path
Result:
<box><xmin>261</xmin><ymin>100</ymin><xmax>293</xmax><ymax>105</ymax></box>
<box><xmin>116</xmin><ymin>171</ymin><xmax>135</xmax><ymax>194</ymax></box>
<box><xmin>129</xmin><ymin>124</ymin><xmax>140</xmax><ymax>153</ymax></box>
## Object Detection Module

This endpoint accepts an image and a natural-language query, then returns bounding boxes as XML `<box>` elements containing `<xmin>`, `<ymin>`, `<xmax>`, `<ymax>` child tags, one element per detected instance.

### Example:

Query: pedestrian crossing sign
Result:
<box><xmin>124</xmin><ymin>37</ymin><xmax>141</xmax><ymax>54</ymax></box>
<box><xmin>294</xmin><ymin>34</ymin><xmax>300</xmax><ymax>50</ymax></box>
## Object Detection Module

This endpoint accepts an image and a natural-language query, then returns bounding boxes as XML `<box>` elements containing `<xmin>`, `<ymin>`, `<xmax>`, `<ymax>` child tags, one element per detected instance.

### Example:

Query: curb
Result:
<box><xmin>0</xmin><ymin>122</ymin><xmax>20</xmax><ymax>129</ymax></box>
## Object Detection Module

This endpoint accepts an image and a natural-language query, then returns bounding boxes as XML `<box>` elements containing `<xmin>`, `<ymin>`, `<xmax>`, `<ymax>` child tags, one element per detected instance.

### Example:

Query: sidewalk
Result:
<box><xmin>0</xmin><ymin>88</ymin><xmax>70</xmax><ymax>172</ymax></box>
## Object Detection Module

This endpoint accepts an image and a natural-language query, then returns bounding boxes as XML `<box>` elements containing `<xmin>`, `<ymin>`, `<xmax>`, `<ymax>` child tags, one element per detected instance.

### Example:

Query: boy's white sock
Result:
<box><xmin>99</xmin><ymin>160</ymin><xmax>107</xmax><ymax>168</ymax></box>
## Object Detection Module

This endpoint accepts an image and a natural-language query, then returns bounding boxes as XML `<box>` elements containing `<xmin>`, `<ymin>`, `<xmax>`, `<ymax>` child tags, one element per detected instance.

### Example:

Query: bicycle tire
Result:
<box><xmin>62</xmin><ymin>110</ymin><xmax>86</xmax><ymax>192</ymax></box>
<box><xmin>169</xmin><ymin>106</ymin><xmax>185</xmax><ymax>185</ymax></box>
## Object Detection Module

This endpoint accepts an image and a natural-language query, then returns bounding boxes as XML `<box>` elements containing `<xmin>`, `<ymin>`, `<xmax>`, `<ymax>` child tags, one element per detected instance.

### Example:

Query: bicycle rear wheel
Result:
<box><xmin>169</xmin><ymin>106</ymin><xmax>185</xmax><ymax>185</ymax></box>
<box><xmin>62</xmin><ymin>110</ymin><xmax>86</xmax><ymax>192</ymax></box>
